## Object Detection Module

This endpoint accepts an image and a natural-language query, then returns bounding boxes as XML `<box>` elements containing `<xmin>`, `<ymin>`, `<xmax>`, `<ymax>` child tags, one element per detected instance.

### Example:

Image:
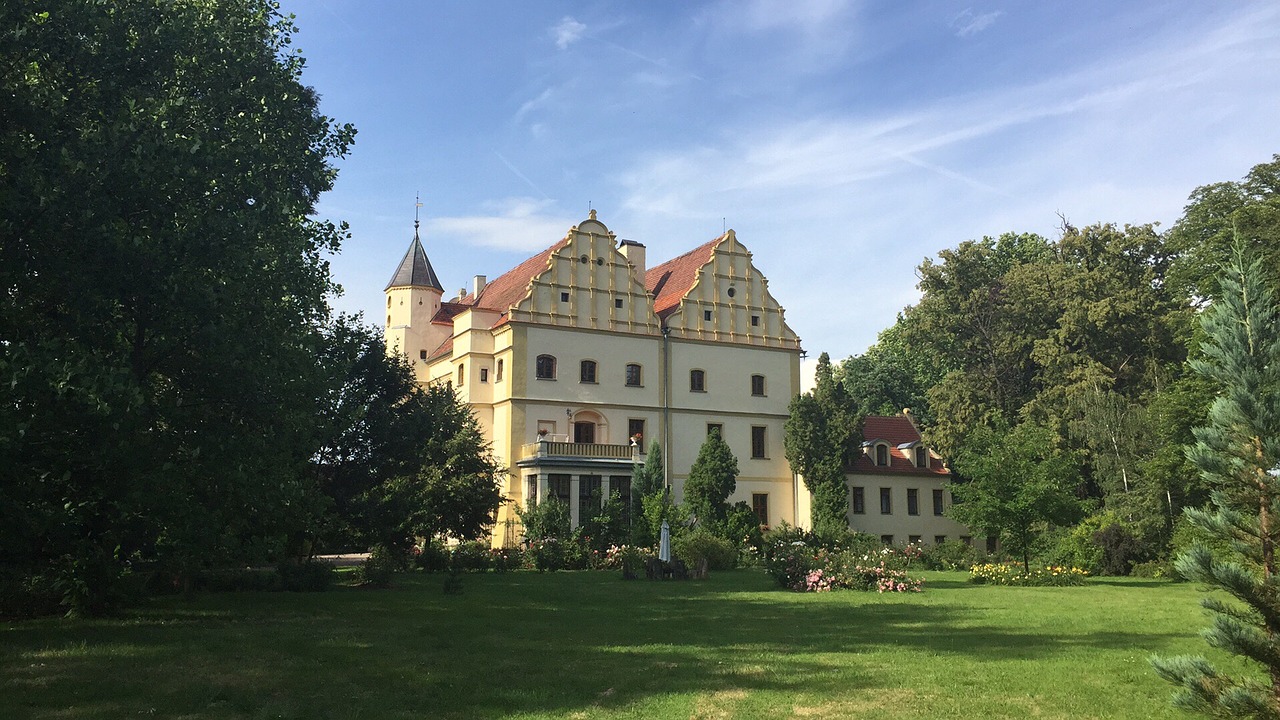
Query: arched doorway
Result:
<box><xmin>569</xmin><ymin>409</ymin><xmax>607</xmax><ymax>444</ymax></box>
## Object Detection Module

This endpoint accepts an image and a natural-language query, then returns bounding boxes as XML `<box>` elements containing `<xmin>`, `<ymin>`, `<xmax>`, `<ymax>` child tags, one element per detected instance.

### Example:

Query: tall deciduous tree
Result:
<box><xmin>684</xmin><ymin>429</ymin><xmax>739</xmax><ymax>530</ymax></box>
<box><xmin>949</xmin><ymin>423</ymin><xmax>1083</xmax><ymax>572</ymax></box>
<box><xmin>785</xmin><ymin>353</ymin><xmax>861</xmax><ymax>534</ymax></box>
<box><xmin>1152</xmin><ymin>245</ymin><xmax>1280</xmax><ymax>717</ymax></box>
<box><xmin>0</xmin><ymin>0</ymin><xmax>354</xmax><ymax>613</ymax></box>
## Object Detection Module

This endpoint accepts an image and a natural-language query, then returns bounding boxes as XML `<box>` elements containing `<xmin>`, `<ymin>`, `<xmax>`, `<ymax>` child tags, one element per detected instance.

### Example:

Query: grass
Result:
<box><xmin>0</xmin><ymin>569</ymin><xmax>1252</xmax><ymax>719</ymax></box>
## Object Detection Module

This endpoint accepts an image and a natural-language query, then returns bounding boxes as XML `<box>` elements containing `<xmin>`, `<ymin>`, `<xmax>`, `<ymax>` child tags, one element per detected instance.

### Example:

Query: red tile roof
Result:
<box><xmin>645</xmin><ymin>235</ymin><xmax>723</xmax><ymax>319</ymax></box>
<box><xmin>852</xmin><ymin>415</ymin><xmax>948</xmax><ymax>476</ymax></box>
<box><xmin>461</xmin><ymin>237</ymin><xmax>571</xmax><ymax>312</ymax></box>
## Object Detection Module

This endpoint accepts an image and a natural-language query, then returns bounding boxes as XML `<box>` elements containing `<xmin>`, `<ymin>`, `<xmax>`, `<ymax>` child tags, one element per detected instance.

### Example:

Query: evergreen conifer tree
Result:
<box><xmin>1152</xmin><ymin>243</ymin><xmax>1280</xmax><ymax>717</ymax></box>
<box><xmin>684</xmin><ymin>430</ymin><xmax>739</xmax><ymax>529</ymax></box>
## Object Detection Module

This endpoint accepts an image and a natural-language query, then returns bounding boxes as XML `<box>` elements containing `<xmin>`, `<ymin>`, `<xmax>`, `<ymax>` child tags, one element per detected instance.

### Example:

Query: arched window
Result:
<box><xmin>750</xmin><ymin>374</ymin><xmax>766</xmax><ymax>396</ymax></box>
<box><xmin>690</xmin><ymin>369</ymin><xmax>706</xmax><ymax>392</ymax></box>
<box><xmin>580</xmin><ymin>359</ymin><xmax>598</xmax><ymax>383</ymax></box>
<box><xmin>625</xmin><ymin>363</ymin><xmax>642</xmax><ymax>387</ymax></box>
<box><xmin>915</xmin><ymin>446</ymin><xmax>928</xmax><ymax>469</ymax></box>
<box><xmin>457</xmin><ymin>363</ymin><xmax>465</xmax><ymax>386</ymax></box>
<box><xmin>876</xmin><ymin>443</ymin><xmax>889</xmax><ymax>467</ymax></box>
<box><xmin>536</xmin><ymin>354</ymin><xmax>556</xmax><ymax>380</ymax></box>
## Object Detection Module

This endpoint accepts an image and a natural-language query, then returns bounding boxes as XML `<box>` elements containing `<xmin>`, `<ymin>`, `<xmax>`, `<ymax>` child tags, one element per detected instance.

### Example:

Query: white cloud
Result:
<box><xmin>950</xmin><ymin>8</ymin><xmax>1004</xmax><ymax>38</ymax></box>
<box><xmin>552</xmin><ymin>17</ymin><xmax>586</xmax><ymax>49</ymax></box>
<box><xmin>428</xmin><ymin>198</ymin><xmax>575</xmax><ymax>252</ymax></box>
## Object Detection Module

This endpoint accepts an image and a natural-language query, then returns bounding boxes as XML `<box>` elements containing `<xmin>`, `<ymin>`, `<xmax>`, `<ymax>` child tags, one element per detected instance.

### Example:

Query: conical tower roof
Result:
<box><xmin>385</xmin><ymin>226</ymin><xmax>443</xmax><ymax>291</ymax></box>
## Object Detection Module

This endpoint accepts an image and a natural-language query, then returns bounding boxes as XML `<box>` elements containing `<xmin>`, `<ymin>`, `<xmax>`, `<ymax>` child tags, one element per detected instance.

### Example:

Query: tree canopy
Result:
<box><xmin>0</xmin><ymin>1</ymin><xmax>503</xmax><ymax>615</ymax></box>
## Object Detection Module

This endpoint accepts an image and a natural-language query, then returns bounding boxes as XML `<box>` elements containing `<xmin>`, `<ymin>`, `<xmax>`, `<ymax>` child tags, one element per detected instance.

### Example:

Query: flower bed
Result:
<box><xmin>969</xmin><ymin>563</ymin><xmax>1089</xmax><ymax>586</ymax></box>
<box><xmin>763</xmin><ymin>531</ymin><xmax>924</xmax><ymax>593</ymax></box>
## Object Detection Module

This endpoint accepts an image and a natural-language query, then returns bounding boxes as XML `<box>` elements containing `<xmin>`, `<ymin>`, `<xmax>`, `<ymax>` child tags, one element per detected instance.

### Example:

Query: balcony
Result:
<box><xmin>520</xmin><ymin>440</ymin><xmax>638</xmax><ymax>462</ymax></box>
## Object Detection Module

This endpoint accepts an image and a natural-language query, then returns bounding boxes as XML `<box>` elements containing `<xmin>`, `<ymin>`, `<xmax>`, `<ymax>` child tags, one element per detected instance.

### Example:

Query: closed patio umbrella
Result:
<box><xmin>659</xmin><ymin>520</ymin><xmax>671</xmax><ymax>562</ymax></box>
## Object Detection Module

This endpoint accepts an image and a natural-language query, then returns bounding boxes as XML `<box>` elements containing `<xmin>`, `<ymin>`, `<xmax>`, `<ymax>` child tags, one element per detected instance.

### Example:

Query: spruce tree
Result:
<box><xmin>1152</xmin><ymin>243</ymin><xmax>1280</xmax><ymax>717</ymax></box>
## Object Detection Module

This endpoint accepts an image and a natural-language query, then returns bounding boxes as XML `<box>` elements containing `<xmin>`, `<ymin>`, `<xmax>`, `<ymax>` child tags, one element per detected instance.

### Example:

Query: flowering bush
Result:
<box><xmin>489</xmin><ymin>547</ymin><xmax>523</xmax><ymax>572</ymax></box>
<box><xmin>526</xmin><ymin>538</ymin><xmax>567</xmax><ymax>572</ymax></box>
<box><xmin>761</xmin><ymin>530</ymin><xmax>924</xmax><ymax>593</ymax></box>
<box><xmin>969</xmin><ymin>563</ymin><xmax>1089</xmax><ymax>586</ymax></box>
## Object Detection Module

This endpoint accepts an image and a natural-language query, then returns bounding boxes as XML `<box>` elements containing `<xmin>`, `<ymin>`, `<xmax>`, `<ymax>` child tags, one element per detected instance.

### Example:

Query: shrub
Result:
<box><xmin>673</xmin><ymin>529</ymin><xmax>738</xmax><ymax>571</ymax></box>
<box><xmin>518</xmin><ymin>496</ymin><xmax>571</xmax><ymax>543</ymax></box>
<box><xmin>450</xmin><ymin>541</ymin><xmax>492</xmax><ymax>572</ymax></box>
<box><xmin>720</xmin><ymin>502</ymin><xmax>765</xmax><ymax>550</ymax></box>
<box><xmin>489</xmin><ymin>547</ymin><xmax>523</xmax><ymax>572</ymax></box>
<box><xmin>527</xmin><ymin>538</ymin><xmax>566</xmax><ymax>572</ymax></box>
<box><xmin>1129</xmin><ymin>559</ymin><xmax>1170</xmax><ymax>579</ymax></box>
<box><xmin>416</xmin><ymin>538</ymin><xmax>451</xmax><ymax>573</ymax></box>
<box><xmin>969</xmin><ymin>563</ymin><xmax>1089</xmax><ymax>586</ymax></box>
<box><xmin>356</xmin><ymin>546</ymin><xmax>401</xmax><ymax>588</ymax></box>
<box><xmin>278</xmin><ymin>560</ymin><xmax>335</xmax><ymax>592</ymax></box>
<box><xmin>618</xmin><ymin>545</ymin><xmax>652</xmax><ymax>579</ymax></box>
<box><xmin>922</xmin><ymin>540</ymin><xmax>976</xmax><ymax>571</ymax></box>
<box><xmin>1093</xmin><ymin>524</ymin><xmax>1146</xmax><ymax>576</ymax></box>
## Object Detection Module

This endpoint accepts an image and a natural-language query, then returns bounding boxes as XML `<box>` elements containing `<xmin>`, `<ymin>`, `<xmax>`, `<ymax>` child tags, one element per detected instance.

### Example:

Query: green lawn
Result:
<box><xmin>0</xmin><ymin>569</ymin><xmax>1248</xmax><ymax>719</ymax></box>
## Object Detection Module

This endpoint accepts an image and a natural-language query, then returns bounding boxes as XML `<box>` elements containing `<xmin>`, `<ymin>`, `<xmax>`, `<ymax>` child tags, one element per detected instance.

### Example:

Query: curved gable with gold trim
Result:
<box><xmin>652</xmin><ymin>230</ymin><xmax>800</xmax><ymax>348</ymax></box>
<box><xmin>508</xmin><ymin>213</ymin><xmax>660</xmax><ymax>335</ymax></box>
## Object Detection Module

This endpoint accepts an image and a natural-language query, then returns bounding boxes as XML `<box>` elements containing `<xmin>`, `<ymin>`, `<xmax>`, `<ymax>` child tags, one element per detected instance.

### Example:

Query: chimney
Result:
<box><xmin>618</xmin><ymin>240</ymin><xmax>646</xmax><ymax>281</ymax></box>
<box><xmin>472</xmin><ymin>274</ymin><xmax>487</xmax><ymax>299</ymax></box>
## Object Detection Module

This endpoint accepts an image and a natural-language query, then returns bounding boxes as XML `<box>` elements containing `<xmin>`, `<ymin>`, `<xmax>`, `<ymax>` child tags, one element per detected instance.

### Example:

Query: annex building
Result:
<box><xmin>384</xmin><ymin>211</ymin><xmax>972</xmax><ymax>547</ymax></box>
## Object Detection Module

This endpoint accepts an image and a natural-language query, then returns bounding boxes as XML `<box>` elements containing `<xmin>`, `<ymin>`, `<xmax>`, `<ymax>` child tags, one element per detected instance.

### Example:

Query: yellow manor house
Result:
<box><xmin>383</xmin><ymin>211</ymin><xmax>970</xmax><ymax>547</ymax></box>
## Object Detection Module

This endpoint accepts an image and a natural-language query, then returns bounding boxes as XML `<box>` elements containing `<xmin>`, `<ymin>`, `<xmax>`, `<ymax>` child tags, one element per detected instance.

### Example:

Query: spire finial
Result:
<box><xmin>414</xmin><ymin>193</ymin><xmax>423</xmax><ymax>235</ymax></box>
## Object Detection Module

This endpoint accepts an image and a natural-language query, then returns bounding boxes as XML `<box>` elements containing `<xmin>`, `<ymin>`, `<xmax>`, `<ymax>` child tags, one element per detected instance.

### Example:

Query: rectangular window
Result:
<box><xmin>628</xmin><ymin>418</ymin><xmax>645</xmax><ymax>452</ymax></box>
<box><xmin>933</xmin><ymin>488</ymin><xmax>945</xmax><ymax>516</ymax></box>
<box><xmin>852</xmin><ymin>486</ymin><xmax>865</xmax><ymax>514</ymax></box>
<box><xmin>560</xmin><ymin>291</ymin><xmax>569</xmax><ymax>302</ymax></box>
<box><xmin>961</xmin><ymin>535</ymin><xmax>972</xmax><ymax>547</ymax></box>
<box><xmin>880</xmin><ymin>534</ymin><xmax>894</xmax><ymax>546</ymax></box>
<box><xmin>907</xmin><ymin>488</ymin><xmax>919</xmax><ymax>516</ymax></box>
<box><xmin>987</xmin><ymin>536</ymin><xmax>998</xmax><ymax>554</ymax></box>
<box><xmin>750</xmin><ymin>374</ymin><xmax>765</xmax><ymax>396</ymax></box>
<box><xmin>615</xmin><ymin>298</ymin><xmax>623</xmax><ymax>309</ymax></box>
<box><xmin>880</xmin><ymin>487</ymin><xmax>892</xmax><ymax>515</ymax></box>
<box><xmin>707</xmin><ymin>423</ymin><xmax>723</xmax><ymax>437</ymax></box>
<box><xmin>625</xmin><ymin>363</ymin><xmax>642</xmax><ymax>387</ymax></box>
<box><xmin>752</xmin><ymin>493</ymin><xmax>769</xmax><ymax>527</ymax></box>
<box><xmin>496</xmin><ymin>359</ymin><xmax>504</xmax><ymax>382</ymax></box>
<box><xmin>876</xmin><ymin>444</ymin><xmax>888</xmax><ymax>466</ymax></box>
<box><xmin>703</xmin><ymin>309</ymin><xmax>712</xmax><ymax>321</ymax></box>
<box><xmin>419</xmin><ymin>349</ymin><xmax>427</xmax><ymax>360</ymax></box>
<box><xmin>579</xmin><ymin>475</ymin><xmax>601</xmax><ymax>521</ymax></box>
<box><xmin>908</xmin><ymin>535</ymin><xmax>921</xmax><ymax>545</ymax></box>
<box><xmin>610</xmin><ymin>476</ymin><xmax>631</xmax><ymax>515</ymax></box>
<box><xmin>480</xmin><ymin>368</ymin><xmax>489</xmax><ymax>382</ymax></box>
<box><xmin>690</xmin><ymin>369</ymin><xmax>705</xmax><ymax>392</ymax></box>
<box><xmin>580</xmin><ymin>360</ymin><xmax>597</xmax><ymax>383</ymax></box>
<box><xmin>526</xmin><ymin>476</ymin><xmax>537</xmax><ymax>504</ymax></box>
<box><xmin>751</xmin><ymin>426</ymin><xmax>766</xmax><ymax>459</ymax></box>
<box><xmin>916</xmin><ymin>446</ymin><xmax>928</xmax><ymax>468</ymax></box>
<box><xmin>934</xmin><ymin>535</ymin><xmax>947</xmax><ymax>545</ymax></box>
<box><xmin>751</xmin><ymin>315</ymin><xmax>760</xmax><ymax>327</ymax></box>
<box><xmin>549</xmin><ymin>474</ymin><xmax>571</xmax><ymax>505</ymax></box>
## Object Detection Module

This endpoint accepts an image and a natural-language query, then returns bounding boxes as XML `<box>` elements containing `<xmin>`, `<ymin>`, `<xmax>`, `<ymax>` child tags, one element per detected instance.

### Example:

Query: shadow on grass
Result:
<box><xmin>1</xmin><ymin>569</ymin><xmax>1193</xmax><ymax>719</ymax></box>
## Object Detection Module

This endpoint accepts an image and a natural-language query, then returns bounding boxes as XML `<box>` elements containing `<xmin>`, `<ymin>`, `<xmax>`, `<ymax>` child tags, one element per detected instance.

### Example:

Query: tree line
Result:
<box><xmin>825</xmin><ymin>155</ymin><xmax>1280</xmax><ymax>564</ymax></box>
<box><xmin>0</xmin><ymin>1</ymin><xmax>503</xmax><ymax>616</ymax></box>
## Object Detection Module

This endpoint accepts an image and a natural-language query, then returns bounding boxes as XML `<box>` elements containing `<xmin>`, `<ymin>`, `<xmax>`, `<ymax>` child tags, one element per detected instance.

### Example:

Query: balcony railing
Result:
<box><xmin>520</xmin><ymin>440</ymin><xmax>638</xmax><ymax>461</ymax></box>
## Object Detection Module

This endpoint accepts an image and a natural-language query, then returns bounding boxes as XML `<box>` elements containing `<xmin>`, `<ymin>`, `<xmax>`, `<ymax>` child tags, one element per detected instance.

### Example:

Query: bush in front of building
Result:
<box><xmin>673</xmin><ymin>529</ymin><xmax>739</xmax><ymax>572</ymax></box>
<box><xmin>449</xmin><ymin>541</ymin><xmax>493</xmax><ymax>572</ymax></box>
<box><xmin>921</xmin><ymin>539</ymin><xmax>977</xmax><ymax>571</ymax></box>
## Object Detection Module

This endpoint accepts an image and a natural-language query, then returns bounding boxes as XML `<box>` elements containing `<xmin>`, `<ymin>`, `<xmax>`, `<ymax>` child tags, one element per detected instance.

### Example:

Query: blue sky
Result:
<box><xmin>282</xmin><ymin>1</ymin><xmax>1280</xmax><ymax>361</ymax></box>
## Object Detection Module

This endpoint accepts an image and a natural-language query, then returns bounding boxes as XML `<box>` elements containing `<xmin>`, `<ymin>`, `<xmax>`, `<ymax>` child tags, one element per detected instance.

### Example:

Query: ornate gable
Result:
<box><xmin>648</xmin><ymin>230</ymin><xmax>800</xmax><ymax>348</ymax></box>
<box><xmin>502</xmin><ymin>212</ymin><xmax>660</xmax><ymax>334</ymax></box>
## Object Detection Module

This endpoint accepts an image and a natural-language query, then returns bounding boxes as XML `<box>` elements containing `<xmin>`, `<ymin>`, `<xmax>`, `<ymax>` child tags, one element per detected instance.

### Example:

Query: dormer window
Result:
<box><xmin>915</xmin><ymin>446</ymin><xmax>928</xmax><ymax>469</ymax></box>
<box><xmin>876</xmin><ymin>444</ymin><xmax>889</xmax><ymax>467</ymax></box>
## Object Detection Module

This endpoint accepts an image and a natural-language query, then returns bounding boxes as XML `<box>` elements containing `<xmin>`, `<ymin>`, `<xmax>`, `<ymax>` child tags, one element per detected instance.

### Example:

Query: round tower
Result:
<box><xmin>384</xmin><ymin>219</ymin><xmax>445</xmax><ymax>374</ymax></box>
